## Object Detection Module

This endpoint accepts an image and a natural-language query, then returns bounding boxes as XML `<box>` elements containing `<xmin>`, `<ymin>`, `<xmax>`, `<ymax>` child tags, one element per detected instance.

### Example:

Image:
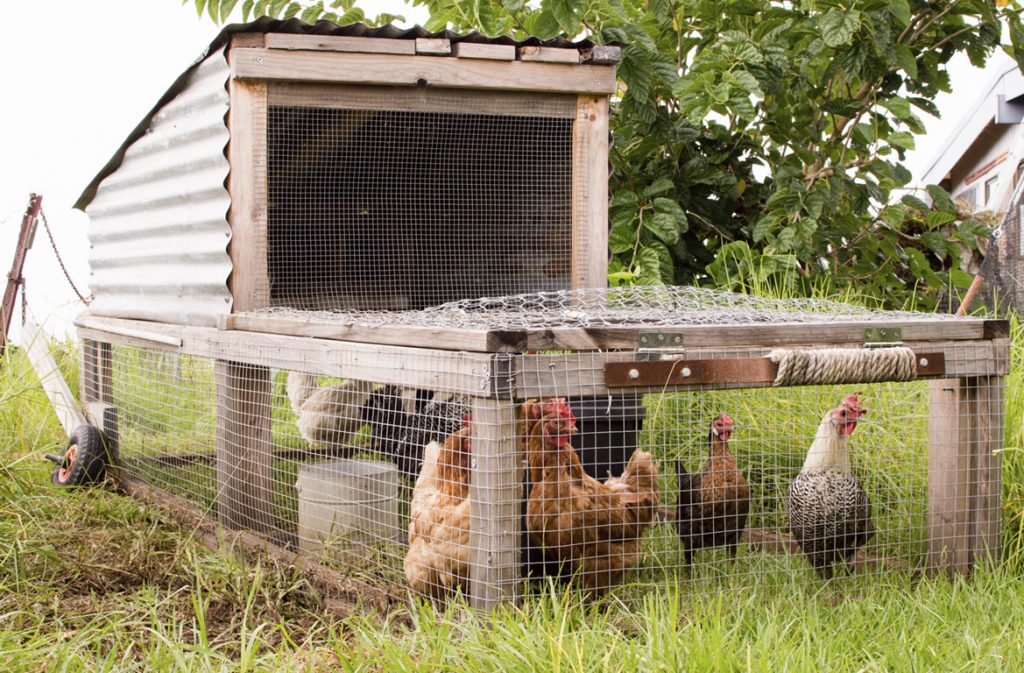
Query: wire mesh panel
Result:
<box><xmin>263</xmin><ymin>85</ymin><xmax>576</xmax><ymax>311</ymax></box>
<box><xmin>78</xmin><ymin>289</ymin><xmax>1006</xmax><ymax>606</ymax></box>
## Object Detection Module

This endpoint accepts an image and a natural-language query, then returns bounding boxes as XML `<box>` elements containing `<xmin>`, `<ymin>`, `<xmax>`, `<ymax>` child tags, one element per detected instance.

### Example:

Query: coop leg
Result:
<box><xmin>215</xmin><ymin>360</ymin><xmax>279</xmax><ymax>540</ymax></box>
<box><xmin>927</xmin><ymin>376</ymin><xmax>1004</xmax><ymax>577</ymax></box>
<box><xmin>80</xmin><ymin>339</ymin><xmax>113</xmax><ymax>404</ymax></box>
<box><xmin>468</xmin><ymin>398</ymin><xmax>521</xmax><ymax>611</ymax></box>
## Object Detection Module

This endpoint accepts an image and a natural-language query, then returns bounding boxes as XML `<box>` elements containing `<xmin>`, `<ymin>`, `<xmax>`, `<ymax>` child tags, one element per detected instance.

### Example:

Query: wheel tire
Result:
<box><xmin>50</xmin><ymin>425</ymin><xmax>106</xmax><ymax>487</ymax></box>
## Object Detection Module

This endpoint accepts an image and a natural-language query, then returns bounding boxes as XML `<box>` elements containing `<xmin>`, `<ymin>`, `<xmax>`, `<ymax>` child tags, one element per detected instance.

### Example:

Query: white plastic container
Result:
<box><xmin>296</xmin><ymin>458</ymin><xmax>401</xmax><ymax>561</ymax></box>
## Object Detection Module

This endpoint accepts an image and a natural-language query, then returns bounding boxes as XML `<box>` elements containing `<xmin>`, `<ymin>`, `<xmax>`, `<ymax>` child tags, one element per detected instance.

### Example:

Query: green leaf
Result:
<box><xmin>889</xmin><ymin>0</ymin><xmax>911</xmax><ymax>27</ymax></box>
<box><xmin>242</xmin><ymin>0</ymin><xmax>254</xmax><ymax>20</ymax></box>
<box><xmin>283</xmin><ymin>1</ymin><xmax>302</xmax><ymax>18</ymax></box>
<box><xmin>635</xmin><ymin>246</ymin><xmax>665</xmax><ymax>285</ymax></box>
<box><xmin>902</xmin><ymin>194</ymin><xmax>930</xmax><ymax>213</ymax></box>
<box><xmin>300</xmin><ymin>1</ymin><xmax>324</xmax><ymax>24</ymax></box>
<box><xmin>926</xmin><ymin>184</ymin><xmax>957</xmax><ymax>214</ymax></box>
<box><xmin>269</xmin><ymin>0</ymin><xmax>289</xmax><ymax>16</ymax></box>
<box><xmin>919</xmin><ymin>231</ymin><xmax>948</xmax><ymax>257</ymax></box>
<box><xmin>888</xmin><ymin>132</ymin><xmax>915</xmax><ymax>150</ymax></box>
<box><xmin>643</xmin><ymin>179</ymin><xmax>675</xmax><ymax>198</ymax></box>
<box><xmin>820</xmin><ymin>10</ymin><xmax>860</xmax><ymax>48</ymax></box>
<box><xmin>543</xmin><ymin>0</ymin><xmax>581</xmax><ymax>35</ymax></box>
<box><xmin>645</xmin><ymin>212</ymin><xmax>680</xmax><ymax>246</ymax></box>
<box><xmin>878</xmin><ymin>204</ymin><xmax>906</xmax><ymax>229</ymax></box>
<box><xmin>653</xmin><ymin>197</ymin><xmax>688</xmax><ymax>232</ymax></box>
<box><xmin>924</xmin><ymin>211</ymin><xmax>956</xmax><ymax>228</ymax></box>
<box><xmin>609</xmin><ymin>221</ymin><xmax>637</xmax><ymax>254</ymax></box>
<box><xmin>893</xmin><ymin>44</ymin><xmax>918</xmax><ymax>78</ymax></box>
<box><xmin>194</xmin><ymin>0</ymin><xmax>208</xmax><ymax>18</ymax></box>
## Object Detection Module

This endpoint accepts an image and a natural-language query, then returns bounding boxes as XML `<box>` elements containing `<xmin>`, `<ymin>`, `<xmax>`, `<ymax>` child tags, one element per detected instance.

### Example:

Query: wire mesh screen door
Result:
<box><xmin>261</xmin><ymin>84</ymin><xmax>580</xmax><ymax>312</ymax></box>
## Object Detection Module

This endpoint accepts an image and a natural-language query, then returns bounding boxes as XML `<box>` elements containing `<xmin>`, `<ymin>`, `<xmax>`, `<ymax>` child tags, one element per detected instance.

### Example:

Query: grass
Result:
<box><xmin>1</xmin><ymin>315</ymin><xmax>1023</xmax><ymax>671</ymax></box>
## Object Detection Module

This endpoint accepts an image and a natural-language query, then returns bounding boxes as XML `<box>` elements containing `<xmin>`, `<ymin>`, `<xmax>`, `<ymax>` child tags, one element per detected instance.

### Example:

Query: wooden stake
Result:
<box><xmin>1</xmin><ymin>194</ymin><xmax>42</xmax><ymax>352</ymax></box>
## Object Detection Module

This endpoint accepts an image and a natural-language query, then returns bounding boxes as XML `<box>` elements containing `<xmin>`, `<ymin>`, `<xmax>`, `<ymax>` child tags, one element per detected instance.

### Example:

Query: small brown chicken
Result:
<box><xmin>524</xmin><ymin>398</ymin><xmax>660</xmax><ymax>596</ymax></box>
<box><xmin>675</xmin><ymin>412</ymin><xmax>751</xmax><ymax>567</ymax></box>
<box><xmin>404</xmin><ymin>425</ymin><xmax>472</xmax><ymax>600</ymax></box>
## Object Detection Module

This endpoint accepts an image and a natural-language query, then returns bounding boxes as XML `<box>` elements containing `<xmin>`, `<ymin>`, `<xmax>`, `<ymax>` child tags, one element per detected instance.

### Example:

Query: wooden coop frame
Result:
<box><xmin>225</xmin><ymin>31</ymin><xmax>617</xmax><ymax>312</ymax></box>
<box><xmin>75</xmin><ymin>311</ymin><xmax>1009</xmax><ymax>610</ymax></box>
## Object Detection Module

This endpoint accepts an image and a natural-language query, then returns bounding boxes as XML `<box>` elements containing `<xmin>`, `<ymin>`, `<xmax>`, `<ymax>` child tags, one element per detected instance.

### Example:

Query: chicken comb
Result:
<box><xmin>545</xmin><ymin>397</ymin><xmax>576</xmax><ymax>423</ymax></box>
<box><xmin>715</xmin><ymin>412</ymin><xmax>734</xmax><ymax>426</ymax></box>
<box><xmin>840</xmin><ymin>392</ymin><xmax>867</xmax><ymax>414</ymax></box>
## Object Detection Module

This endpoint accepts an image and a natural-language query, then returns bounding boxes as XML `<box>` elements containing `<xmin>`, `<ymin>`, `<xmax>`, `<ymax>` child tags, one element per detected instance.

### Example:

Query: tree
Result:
<box><xmin>192</xmin><ymin>0</ymin><xmax>1024</xmax><ymax>308</ymax></box>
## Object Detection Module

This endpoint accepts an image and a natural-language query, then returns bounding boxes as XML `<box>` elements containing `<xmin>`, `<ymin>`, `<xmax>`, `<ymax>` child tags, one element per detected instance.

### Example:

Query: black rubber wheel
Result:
<box><xmin>50</xmin><ymin>425</ymin><xmax>106</xmax><ymax>487</ymax></box>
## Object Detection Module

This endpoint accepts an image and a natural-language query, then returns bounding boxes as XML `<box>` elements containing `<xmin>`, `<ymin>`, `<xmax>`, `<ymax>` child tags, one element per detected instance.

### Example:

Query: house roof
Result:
<box><xmin>919</xmin><ymin>58</ymin><xmax>1024</xmax><ymax>186</ymax></box>
<box><xmin>74</xmin><ymin>18</ymin><xmax>609</xmax><ymax>211</ymax></box>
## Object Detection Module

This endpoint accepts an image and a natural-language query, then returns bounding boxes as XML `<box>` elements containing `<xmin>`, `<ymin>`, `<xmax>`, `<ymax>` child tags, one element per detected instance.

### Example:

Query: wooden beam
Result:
<box><xmin>571</xmin><ymin>95</ymin><xmax>610</xmax><ymax>290</ymax></box>
<box><xmin>215</xmin><ymin>360</ymin><xmax>279</xmax><ymax>539</ymax></box>
<box><xmin>517</xmin><ymin>339</ymin><xmax>1010</xmax><ymax>398</ymax></box>
<box><xmin>267</xmin><ymin>82</ymin><xmax>576</xmax><ymax>118</ymax></box>
<box><xmin>23</xmin><ymin>320</ymin><xmax>86</xmax><ymax>434</ymax></box>
<box><xmin>452</xmin><ymin>42</ymin><xmax>515</xmax><ymax>60</ymax></box>
<box><xmin>519</xmin><ymin>46</ymin><xmax>579</xmax><ymax>63</ymax></box>
<box><xmin>415</xmin><ymin>38</ymin><xmax>452</xmax><ymax>55</ymax></box>
<box><xmin>226</xmin><ymin>61</ymin><xmax>269</xmax><ymax>313</ymax></box>
<box><xmin>76</xmin><ymin>316</ymin><xmax>499</xmax><ymax>397</ymax></box>
<box><xmin>230</xmin><ymin>48</ymin><xmax>618</xmax><ymax>95</ymax></box>
<box><xmin>265</xmin><ymin>33</ymin><xmax>415</xmax><ymax>55</ymax></box>
<box><xmin>521</xmin><ymin>318</ymin><xmax>996</xmax><ymax>351</ymax></box>
<box><xmin>219</xmin><ymin>313</ymin><xmax>527</xmax><ymax>353</ymax></box>
<box><xmin>579</xmin><ymin>45</ymin><xmax>622</xmax><ymax>65</ymax></box>
<box><xmin>927</xmin><ymin>376</ymin><xmax>1005</xmax><ymax>576</ymax></box>
<box><xmin>468</xmin><ymin>398</ymin><xmax>522</xmax><ymax>610</ymax></box>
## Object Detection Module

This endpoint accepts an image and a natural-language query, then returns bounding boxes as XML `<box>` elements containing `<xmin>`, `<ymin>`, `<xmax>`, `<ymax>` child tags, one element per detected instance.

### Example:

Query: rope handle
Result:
<box><xmin>770</xmin><ymin>347</ymin><xmax>917</xmax><ymax>387</ymax></box>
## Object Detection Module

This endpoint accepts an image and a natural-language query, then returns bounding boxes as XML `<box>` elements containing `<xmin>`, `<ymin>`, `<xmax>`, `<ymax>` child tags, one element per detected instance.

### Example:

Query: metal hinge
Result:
<box><xmin>863</xmin><ymin>327</ymin><xmax>903</xmax><ymax>347</ymax></box>
<box><xmin>636</xmin><ymin>332</ymin><xmax>687</xmax><ymax>361</ymax></box>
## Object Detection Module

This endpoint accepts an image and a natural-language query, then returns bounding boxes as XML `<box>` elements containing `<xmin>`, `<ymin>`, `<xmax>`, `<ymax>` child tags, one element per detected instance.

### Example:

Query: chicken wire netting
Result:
<box><xmin>82</xmin><ymin>337</ymin><xmax>1003</xmax><ymax>602</ymax></box>
<box><xmin>245</xmin><ymin>285</ymin><xmax>964</xmax><ymax>331</ymax></box>
<box><xmin>257</xmin><ymin>85</ymin><xmax>580</xmax><ymax>312</ymax></box>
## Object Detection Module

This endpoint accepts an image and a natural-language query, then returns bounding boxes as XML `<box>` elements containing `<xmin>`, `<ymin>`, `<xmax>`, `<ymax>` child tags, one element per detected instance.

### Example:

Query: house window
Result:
<box><xmin>985</xmin><ymin>176</ymin><xmax>1000</xmax><ymax>207</ymax></box>
<box><xmin>959</xmin><ymin>187</ymin><xmax>978</xmax><ymax>207</ymax></box>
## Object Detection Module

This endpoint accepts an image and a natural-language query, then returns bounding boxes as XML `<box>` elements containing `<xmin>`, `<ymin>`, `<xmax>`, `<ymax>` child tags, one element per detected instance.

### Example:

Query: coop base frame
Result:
<box><xmin>77</xmin><ymin>313</ymin><xmax>1009</xmax><ymax>610</ymax></box>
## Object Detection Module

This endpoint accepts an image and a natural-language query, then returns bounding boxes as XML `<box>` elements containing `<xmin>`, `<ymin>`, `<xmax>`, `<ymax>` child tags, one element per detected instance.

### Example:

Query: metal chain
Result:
<box><xmin>38</xmin><ymin>208</ymin><xmax>90</xmax><ymax>305</ymax></box>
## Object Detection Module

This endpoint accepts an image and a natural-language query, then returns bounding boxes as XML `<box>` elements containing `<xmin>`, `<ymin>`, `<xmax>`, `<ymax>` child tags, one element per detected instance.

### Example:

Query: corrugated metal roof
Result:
<box><xmin>75</xmin><ymin>18</ymin><xmax>604</xmax><ymax>211</ymax></box>
<box><xmin>85</xmin><ymin>49</ymin><xmax>233</xmax><ymax>326</ymax></box>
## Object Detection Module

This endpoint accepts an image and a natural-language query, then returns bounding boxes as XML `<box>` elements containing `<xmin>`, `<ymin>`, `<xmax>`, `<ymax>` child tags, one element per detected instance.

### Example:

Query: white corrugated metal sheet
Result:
<box><xmin>86</xmin><ymin>49</ymin><xmax>232</xmax><ymax>326</ymax></box>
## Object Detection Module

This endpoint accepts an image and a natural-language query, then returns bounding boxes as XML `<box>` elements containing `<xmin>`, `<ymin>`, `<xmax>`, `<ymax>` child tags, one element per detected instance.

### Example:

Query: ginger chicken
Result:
<box><xmin>786</xmin><ymin>393</ymin><xmax>873</xmax><ymax>579</ymax></box>
<box><xmin>404</xmin><ymin>425</ymin><xmax>472</xmax><ymax>599</ymax></box>
<box><xmin>523</xmin><ymin>398</ymin><xmax>660</xmax><ymax>596</ymax></box>
<box><xmin>676</xmin><ymin>412</ymin><xmax>750</xmax><ymax>566</ymax></box>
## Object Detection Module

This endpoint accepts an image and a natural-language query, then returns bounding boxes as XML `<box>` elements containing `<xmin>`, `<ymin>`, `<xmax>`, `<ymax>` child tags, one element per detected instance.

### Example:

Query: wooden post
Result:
<box><xmin>468</xmin><ymin>397</ymin><xmax>521</xmax><ymax>610</ymax></box>
<box><xmin>226</xmin><ymin>50</ymin><xmax>269</xmax><ymax>313</ymax></box>
<box><xmin>23</xmin><ymin>320</ymin><xmax>86</xmax><ymax>434</ymax></box>
<box><xmin>571</xmin><ymin>94</ymin><xmax>609</xmax><ymax>290</ymax></box>
<box><xmin>215</xmin><ymin>360</ymin><xmax>278</xmax><ymax>537</ymax></box>
<box><xmin>927</xmin><ymin>376</ymin><xmax>1004</xmax><ymax>576</ymax></box>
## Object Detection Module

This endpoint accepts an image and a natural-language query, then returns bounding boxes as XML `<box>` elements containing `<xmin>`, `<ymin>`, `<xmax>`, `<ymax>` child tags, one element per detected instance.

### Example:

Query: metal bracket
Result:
<box><xmin>636</xmin><ymin>332</ymin><xmax>687</xmax><ymax>361</ymax></box>
<box><xmin>864</xmin><ymin>327</ymin><xmax>902</xmax><ymax>347</ymax></box>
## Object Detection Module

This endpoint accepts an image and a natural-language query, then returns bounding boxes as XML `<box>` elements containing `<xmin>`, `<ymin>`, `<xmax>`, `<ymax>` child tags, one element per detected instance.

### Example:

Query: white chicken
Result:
<box><xmin>286</xmin><ymin>371</ymin><xmax>373</xmax><ymax>449</ymax></box>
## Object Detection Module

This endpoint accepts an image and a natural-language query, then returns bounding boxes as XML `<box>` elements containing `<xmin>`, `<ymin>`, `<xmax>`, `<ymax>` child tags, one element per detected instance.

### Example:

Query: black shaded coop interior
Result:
<box><xmin>266</xmin><ymin>100</ymin><xmax>574</xmax><ymax>311</ymax></box>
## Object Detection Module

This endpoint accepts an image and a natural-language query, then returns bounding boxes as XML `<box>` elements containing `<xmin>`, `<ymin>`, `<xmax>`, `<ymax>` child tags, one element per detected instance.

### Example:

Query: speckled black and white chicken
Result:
<box><xmin>786</xmin><ymin>393</ymin><xmax>874</xmax><ymax>579</ymax></box>
<box><xmin>360</xmin><ymin>386</ymin><xmax>469</xmax><ymax>481</ymax></box>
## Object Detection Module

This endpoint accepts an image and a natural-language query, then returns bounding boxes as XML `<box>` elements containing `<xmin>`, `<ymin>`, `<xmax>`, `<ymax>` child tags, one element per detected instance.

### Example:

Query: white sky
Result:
<box><xmin>0</xmin><ymin>1</ymin><xmax>1001</xmax><ymax>344</ymax></box>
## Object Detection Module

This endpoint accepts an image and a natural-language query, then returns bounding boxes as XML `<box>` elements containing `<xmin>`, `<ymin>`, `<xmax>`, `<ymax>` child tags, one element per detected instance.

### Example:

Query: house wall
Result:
<box><xmin>85</xmin><ymin>49</ymin><xmax>232</xmax><ymax>326</ymax></box>
<box><xmin>948</xmin><ymin>122</ymin><xmax>1017</xmax><ymax>208</ymax></box>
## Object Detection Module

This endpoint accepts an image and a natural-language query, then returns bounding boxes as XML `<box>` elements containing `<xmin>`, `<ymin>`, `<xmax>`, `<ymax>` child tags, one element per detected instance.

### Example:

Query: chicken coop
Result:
<box><xmin>71</xmin><ymin>21</ymin><xmax>1007</xmax><ymax>611</ymax></box>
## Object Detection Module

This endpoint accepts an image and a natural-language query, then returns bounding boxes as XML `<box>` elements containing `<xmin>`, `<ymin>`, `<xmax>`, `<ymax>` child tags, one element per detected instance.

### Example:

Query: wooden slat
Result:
<box><xmin>517</xmin><ymin>340</ymin><xmax>1009</xmax><ymax>398</ymax></box>
<box><xmin>77</xmin><ymin>316</ymin><xmax>498</xmax><ymax>397</ymax></box>
<box><xmin>76</xmin><ymin>315</ymin><xmax>182</xmax><ymax>348</ymax></box>
<box><xmin>972</xmin><ymin>376</ymin><xmax>1004</xmax><ymax>564</ymax></box>
<box><xmin>231</xmin><ymin>48</ymin><xmax>618</xmax><ymax>95</ymax></box>
<box><xmin>226</xmin><ymin>66</ymin><xmax>269</xmax><ymax>313</ymax></box>
<box><xmin>452</xmin><ymin>42</ymin><xmax>515</xmax><ymax>60</ymax></box>
<box><xmin>605</xmin><ymin>353</ymin><xmax>945</xmax><ymax>388</ymax></box>
<box><xmin>468</xmin><ymin>398</ymin><xmax>521</xmax><ymax>610</ymax></box>
<box><xmin>522</xmin><ymin>319</ymin><xmax>992</xmax><ymax>351</ymax></box>
<box><xmin>220</xmin><ymin>313</ymin><xmax>527</xmax><ymax>353</ymax></box>
<box><xmin>579</xmin><ymin>45</ymin><xmax>622</xmax><ymax>65</ymax></box>
<box><xmin>572</xmin><ymin>95</ymin><xmax>610</xmax><ymax>289</ymax></box>
<box><xmin>23</xmin><ymin>320</ymin><xmax>86</xmax><ymax>434</ymax></box>
<box><xmin>519</xmin><ymin>46</ymin><xmax>580</xmax><ymax>63</ymax></box>
<box><xmin>267</xmin><ymin>82</ymin><xmax>577</xmax><ymax>118</ymax></box>
<box><xmin>265</xmin><ymin>33</ymin><xmax>416</xmax><ymax>55</ymax></box>
<box><xmin>415</xmin><ymin>38</ymin><xmax>452</xmax><ymax>55</ymax></box>
<box><xmin>230</xmin><ymin>33</ymin><xmax>266</xmax><ymax>49</ymax></box>
<box><xmin>215</xmin><ymin>360</ymin><xmax>280</xmax><ymax>539</ymax></box>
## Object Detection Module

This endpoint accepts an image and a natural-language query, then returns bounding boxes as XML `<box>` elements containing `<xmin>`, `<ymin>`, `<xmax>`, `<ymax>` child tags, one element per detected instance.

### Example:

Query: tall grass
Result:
<box><xmin>0</xmin><ymin>297</ymin><xmax>1022</xmax><ymax>670</ymax></box>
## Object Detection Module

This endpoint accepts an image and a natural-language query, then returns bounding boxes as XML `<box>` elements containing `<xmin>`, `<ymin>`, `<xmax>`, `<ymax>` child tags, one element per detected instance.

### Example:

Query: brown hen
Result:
<box><xmin>404</xmin><ymin>425</ymin><xmax>472</xmax><ymax>599</ymax></box>
<box><xmin>523</xmin><ymin>398</ymin><xmax>660</xmax><ymax>595</ymax></box>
